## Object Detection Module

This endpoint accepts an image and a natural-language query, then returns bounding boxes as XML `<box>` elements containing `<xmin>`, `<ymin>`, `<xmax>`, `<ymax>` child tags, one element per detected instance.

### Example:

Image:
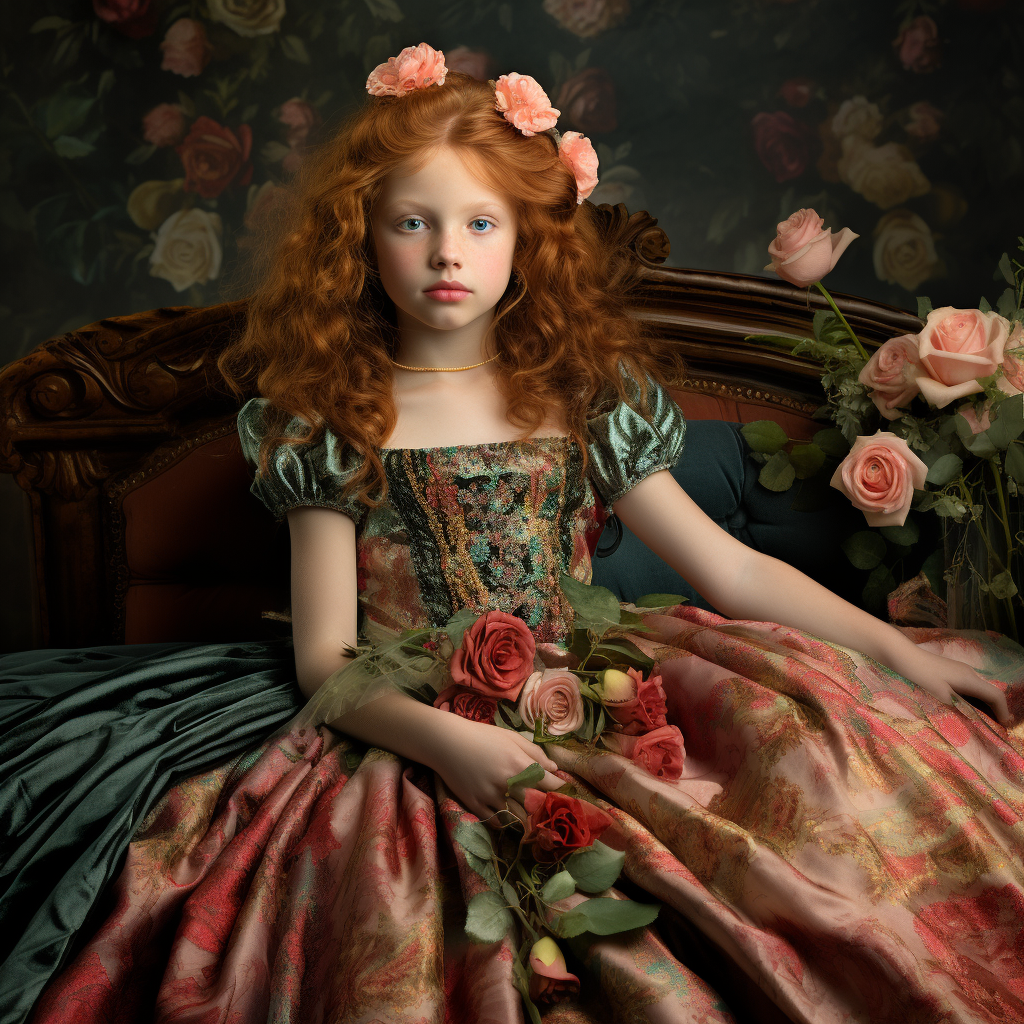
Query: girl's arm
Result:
<box><xmin>612</xmin><ymin>470</ymin><xmax>1011</xmax><ymax>725</ymax></box>
<box><xmin>286</xmin><ymin>507</ymin><xmax>562</xmax><ymax>819</ymax></box>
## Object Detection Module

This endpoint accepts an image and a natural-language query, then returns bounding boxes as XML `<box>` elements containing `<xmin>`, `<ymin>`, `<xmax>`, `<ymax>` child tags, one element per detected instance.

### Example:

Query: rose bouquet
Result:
<box><xmin>749</xmin><ymin>210</ymin><xmax>1023</xmax><ymax>639</ymax></box>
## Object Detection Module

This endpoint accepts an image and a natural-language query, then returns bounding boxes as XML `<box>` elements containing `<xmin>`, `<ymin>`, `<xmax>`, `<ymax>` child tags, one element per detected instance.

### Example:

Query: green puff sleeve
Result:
<box><xmin>237</xmin><ymin>397</ymin><xmax>368</xmax><ymax>527</ymax></box>
<box><xmin>585</xmin><ymin>370</ymin><xmax>687</xmax><ymax>508</ymax></box>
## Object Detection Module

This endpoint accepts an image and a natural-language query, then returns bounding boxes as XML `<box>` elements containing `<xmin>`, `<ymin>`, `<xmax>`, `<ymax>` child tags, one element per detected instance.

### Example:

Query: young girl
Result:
<box><xmin>3</xmin><ymin>43</ymin><xmax>1023</xmax><ymax>1024</ymax></box>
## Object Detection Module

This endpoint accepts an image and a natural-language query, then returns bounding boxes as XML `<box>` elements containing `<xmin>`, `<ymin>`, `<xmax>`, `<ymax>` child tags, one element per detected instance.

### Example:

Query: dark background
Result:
<box><xmin>1</xmin><ymin>0</ymin><xmax>1022</xmax><ymax>651</ymax></box>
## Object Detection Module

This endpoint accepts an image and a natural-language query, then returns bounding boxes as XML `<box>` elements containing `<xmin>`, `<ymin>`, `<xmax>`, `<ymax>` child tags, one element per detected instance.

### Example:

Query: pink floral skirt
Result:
<box><xmin>29</xmin><ymin>607</ymin><xmax>1024</xmax><ymax>1024</ymax></box>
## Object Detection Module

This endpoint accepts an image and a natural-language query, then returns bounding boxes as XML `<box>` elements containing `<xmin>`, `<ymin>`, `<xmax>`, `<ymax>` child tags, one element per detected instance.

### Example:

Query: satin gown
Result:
<box><xmin>2</xmin><ymin>377</ymin><xmax>1023</xmax><ymax>1024</ymax></box>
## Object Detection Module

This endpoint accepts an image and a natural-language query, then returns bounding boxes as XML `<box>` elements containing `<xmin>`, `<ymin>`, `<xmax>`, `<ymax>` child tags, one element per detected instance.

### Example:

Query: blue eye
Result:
<box><xmin>399</xmin><ymin>218</ymin><xmax>423</xmax><ymax>230</ymax></box>
<box><xmin>471</xmin><ymin>219</ymin><xmax>492</xmax><ymax>232</ymax></box>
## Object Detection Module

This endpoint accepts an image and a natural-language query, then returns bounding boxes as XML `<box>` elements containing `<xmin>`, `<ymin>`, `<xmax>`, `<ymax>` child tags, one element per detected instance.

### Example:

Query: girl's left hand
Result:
<box><xmin>888</xmin><ymin>646</ymin><xmax>1011</xmax><ymax>726</ymax></box>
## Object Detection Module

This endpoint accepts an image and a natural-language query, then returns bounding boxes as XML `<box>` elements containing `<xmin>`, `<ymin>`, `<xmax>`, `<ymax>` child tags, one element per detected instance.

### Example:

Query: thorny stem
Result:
<box><xmin>815</xmin><ymin>282</ymin><xmax>870</xmax><ymax>362</ymax></box>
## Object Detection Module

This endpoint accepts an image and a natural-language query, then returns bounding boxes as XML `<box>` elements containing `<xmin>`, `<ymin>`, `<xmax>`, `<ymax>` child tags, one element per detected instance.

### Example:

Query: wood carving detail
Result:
<box><xmin>593</xmin><ymin>203</ymin><xmax>670</xmax><ymax>265</ymax></box>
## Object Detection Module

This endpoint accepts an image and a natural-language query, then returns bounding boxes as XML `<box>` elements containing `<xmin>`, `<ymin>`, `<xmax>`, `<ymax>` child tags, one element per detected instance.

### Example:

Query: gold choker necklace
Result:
<box><xmin>391</xmin><ymin>354</ymin><xmax>498</xmax><ymax>372</ymax></box>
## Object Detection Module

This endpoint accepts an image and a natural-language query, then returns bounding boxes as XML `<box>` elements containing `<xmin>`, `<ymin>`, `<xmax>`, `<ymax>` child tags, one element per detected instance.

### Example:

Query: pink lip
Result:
<box><xmin>425</xmin><ymin>280</ymin><xmax>469</xmax><ymax>293</ymax></box>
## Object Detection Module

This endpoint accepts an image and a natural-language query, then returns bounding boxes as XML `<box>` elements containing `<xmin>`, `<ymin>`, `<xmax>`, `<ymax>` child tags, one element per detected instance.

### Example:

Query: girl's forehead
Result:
<box><xmin>377</xmin><ymin>146</ymin><xmax>513</xmax><ymax>210</ymax></box>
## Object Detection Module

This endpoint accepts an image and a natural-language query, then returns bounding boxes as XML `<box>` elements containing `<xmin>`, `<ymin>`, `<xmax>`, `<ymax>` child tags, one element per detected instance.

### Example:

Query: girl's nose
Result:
<box><xmin>431</xmin><ymin>225</ymin><xmax>463</xmax><ymax>269</ymax></box>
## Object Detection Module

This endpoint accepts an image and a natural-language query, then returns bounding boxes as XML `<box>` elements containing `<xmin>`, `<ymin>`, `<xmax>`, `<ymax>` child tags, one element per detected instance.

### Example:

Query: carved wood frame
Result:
<box><xmin>0</xmin><ymin>204</ymin><xmax>922</xmax><ymax>646</ymax></box>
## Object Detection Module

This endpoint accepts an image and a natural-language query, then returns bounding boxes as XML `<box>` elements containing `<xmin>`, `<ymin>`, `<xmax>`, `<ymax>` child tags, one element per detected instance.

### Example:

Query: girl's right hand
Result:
<box><xmin>428</xmin><ymin>714</ymin><xmax>564</xmax><ymax>826</ymax></box>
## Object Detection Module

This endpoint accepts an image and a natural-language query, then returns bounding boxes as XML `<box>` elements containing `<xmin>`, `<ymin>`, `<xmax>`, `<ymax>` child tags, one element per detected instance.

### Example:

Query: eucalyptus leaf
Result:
<box><xmin>998</xmin><ymin>252</ymin><xmax>1015</xmax><ymax>286</ymax></box>
<box><xmin>979</xmin><ymin>296</ymin><xmax>993</xmax><ymax>314</ymax></box>
<box><xmin>565</xmin><ymin>840</ymin><xmax>626</xmax><ymax>893</ymax></box>
<box><xmin>506</xmin><ymin>762</ymin><xmax>545</xmax><ymax>790</ymax></box>
<box><xmin>986</xmin><ymin>394</ymin><xmax>1024</xmax><ymax>449</ymax></box>
<box><xmin>758</xmin><ymin>450</ymin><xmax>796</xmax><ymax>491</ymax></box>
<box><xmin>552</xmin><ymin>897</ymin><xmax>660</xmax><ymax>938</ymax></box>
<box><xmin>789</xmin><ymin>443</ymin><xmax>825</xmax><ymax>479</ymax></box>
<box><xmin>465</xmin><ymin>891</ymin><xmax>514</xmax><ymax>944</ymax></box>
<box><xmin>741</xmin><ymin>419</ymin><xmax>789</xmax><ymax>454</ymax></box>
<box><xmin>540</xmin><ymin>870</ymin><xmax>578</xmax><ymax>903</ymax></box>
<box><xmin>862</xmin><ymin>564</ymin><xmax>897</xmax><ymax>614</ymax></box>
<box><xmin>916</xmin><ymin>296</ymin><xmax>933</xmax><ymax>319</ymax></box>
<box><xmin>1005</xmin><ymin>441</ymin><xmax>1024</xmax><ymax>483</ymax></box>
<box><xmin>997</xmin><ymin>287</ymin><xmax>1017</xmax><ymax>319</ymax></box>
<box><xmin>989</xmin><ymin>570</ymin><xmax>1019</xmax><ymax>600</ymax></box>
<box><xmin>812</xmin><ymin>428</ymin><xmax>849</xmax><ymax>458</ymax></box>
<box><xmin>880</xmin><ymin>518</ymin><xmax>920</xmax><ymax>546</ymax></box>
<box><xmin>842</xmin><ymin>530</ymin><xmax>886</xmax><ymax>570</ymax></box>
<box><xmin>926</xmin><ymin>453</ymin><xmax>963</xmax><ymax>486</ymax></box>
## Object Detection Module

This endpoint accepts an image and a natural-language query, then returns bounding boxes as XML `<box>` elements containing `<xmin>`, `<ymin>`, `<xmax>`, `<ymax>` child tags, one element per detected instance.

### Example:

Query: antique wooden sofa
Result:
<box><xmin>0</xmin><ymin>206</ymin><xmax>922</xmax><ymax>649</ymax></box>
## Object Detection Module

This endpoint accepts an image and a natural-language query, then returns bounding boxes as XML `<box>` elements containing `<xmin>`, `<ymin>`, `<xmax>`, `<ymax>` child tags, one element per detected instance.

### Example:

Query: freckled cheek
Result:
<box><xmin>377</xmin><ymin>240</ymin><xmax>425</xmax><ymax>295</ymax></box>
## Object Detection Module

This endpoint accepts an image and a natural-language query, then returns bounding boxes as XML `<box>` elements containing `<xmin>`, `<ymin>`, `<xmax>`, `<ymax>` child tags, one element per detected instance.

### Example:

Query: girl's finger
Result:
<box><xmin>956</xmin><ymin>675</ymin><xmax>1011</xmax><ymax>726</ymax></box>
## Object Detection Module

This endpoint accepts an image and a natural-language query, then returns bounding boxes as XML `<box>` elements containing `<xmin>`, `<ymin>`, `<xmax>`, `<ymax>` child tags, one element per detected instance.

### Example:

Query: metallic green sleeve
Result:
<box><xmin>585</xmin><ymin>372</ymin><xmax>687</xmax><ymax>508</ymax></box>
<box><xmin>237</xmin><ymin>397</ymin><xmax>368</xmax><ymax>526</ymax></box>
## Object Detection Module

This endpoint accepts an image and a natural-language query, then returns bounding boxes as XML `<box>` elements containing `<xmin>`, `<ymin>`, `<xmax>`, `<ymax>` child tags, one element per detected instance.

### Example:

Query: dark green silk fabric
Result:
<box><xmin>0</xmin><ymin>639</ymin><xmax>302</xmax><ymax>1024</ymax></box>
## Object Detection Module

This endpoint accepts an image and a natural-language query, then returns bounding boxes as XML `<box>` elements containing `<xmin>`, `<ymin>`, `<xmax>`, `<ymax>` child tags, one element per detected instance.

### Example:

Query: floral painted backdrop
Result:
<box><xmin>0</xmin><ymin>0</ymin><xmax>1022</xmax><ymax>368</ymax></box>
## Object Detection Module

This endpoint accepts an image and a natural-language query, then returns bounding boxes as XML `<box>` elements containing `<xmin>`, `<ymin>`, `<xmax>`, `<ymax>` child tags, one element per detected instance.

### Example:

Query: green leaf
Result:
<box><xmin>1005</xmin><ymin>441</ymin><xmax>1024</xmax><ymax>483</ymax></box>
<box><xmin>743</xmin><ymin>333</ymin><xmax>812</xmax><ymax>349</ymax></box>
<box><xmin>634</xmin><ymin>593</ymin><xmax>687</xmax><ymax>607</ymax></box>
<box><xmin>862</xmin><ymin>564</ymin><xmax>897</xmax><ymax>614</ymax></box>
<box><xmin>789</xmin><ymin>443</ymin><xmax>825</xmax><ymax>479</ymax></box>
<box><xmin>280</xmin><ymin>34</ymin><xmax>311</xmax><ymax>63</ymax></box>
<box><xmin>565</xmin><ymin>840</ymin><xmax>625</xmax><ymax>893</ymax></box>
<box><xmin>365</xmin><ymin>0</ymin><xmax>404</xmax><ymax>20</ymax></box>
<box><xmin>813</xmin><ymin>428</ymin><xmax>849</xmax><ymax>458</ymax></box>
<box><xmin>998</xmin><ymin>252</ymin><xmax>1016</xmax><ymax>286</ymax></box>
<box><xmin>741</xmin><ymin>419</ymin><xmax>789</xmax><ymax>454</ymax></box>
<box><xmin>44</xmin><ymin>95</ymin><xmax>95</xmax><ymax>139</ymax></box>
<box><xmin>842</xmin><ymin>530</ymin><xmax>886</xmax><ymax>570</ymax></box>
<box><xmin>453</xmin><ymin>820</ymin><xmax>496</xmax><ymax>861</ymax></box>
<box><xmin>997</xmin><ymin>287</ymin><xmax>1018</xmax><ymax>319</ymax></box>
<box><xmin>559</xmin><ymin>574</ymin><xmax>621</xmax><ymax>633</ymax></box>
<box><xmin>758</xmin><ymin>450</ymin><xmax>796</xmax><ymax>491</ymax></box>
<box><xmin>444</xmin><ymin>607</ymin><xmax>480</xmax><ymax>648</ymax></box>
<box><xmin>989</xmin><ymin>570</ymin><xmax>1019</xmax><ymax>600</ymax></box>
<box><xmin>880</xmin><ymin>518</ymin><xmax>920</xmax><ymax>546</ymax></box>
<box><xmin>978</xmin><ymin>296</ymin><xmax>993</xmax><ymax>314</ymax></box>
<box><xmin>926</xmin><ymin>453</ymin><xmax>963</xmax><ymax>486</ymax></box>
<box><xmin>986</xmin><ymin>394</ymin><xmax>1024</xmax><ymax>449</ymax></box>
<box><xmin>812</xmin><ymin>309</ymin><xmax>831</xmax><ymax>340</ymax></box>
<box><xmin>53</xmin><ymin>135</ymin><xmax>94</xmax><ymax>158</ymax></box>
<box><xmin>31</xmin><ymin>16</ymin><xmax>73</xmax><ymax>31</ymax></box>
<box><xmin>96</xmin><ymin>69</ymin><xmax>115</xmax><ymax>98</ymax></box>
<box><xmin>592</xmin><ymin>638</ymin><xmax>654</xmax><ymax>667</ymax></box>
<box><xmin>465</xmin><ymin>891</ymin><xmax>514</xmax><ymax>943</ymax></box>
<box><xmin>540</xmin><ymin>870</ymin><xmax>577</xmax><ymax>903</ymax></box>
<box><xmin>552</xmin><ymin>897</ymin><xmax>660</xmax><ymax>938</ymax></box>
<box><xmin>176</xmin><ymin>90</ymin><xmax>197</xmax><ymax>117</ymax></box>
<box><xmin>920</xmin><ymin>548</ymin><xmax>946</xmax><ymax>600</ymax></box>
<box><xmin>916</xmin><ymin>296</ymin><xmax>933</xmax><ymax>319</ymax></box>
<box><xmin>507</xmin><ymin>762</ymin><xmax>545</xmax><ymax>790</ymax></box>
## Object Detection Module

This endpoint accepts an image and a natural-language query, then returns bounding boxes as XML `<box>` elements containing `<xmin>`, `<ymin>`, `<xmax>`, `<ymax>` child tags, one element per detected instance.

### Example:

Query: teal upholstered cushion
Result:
<box><xmin>590</xmin><ymin>419</ymin><xmax>862</xmax><ymax>612</ymax></box>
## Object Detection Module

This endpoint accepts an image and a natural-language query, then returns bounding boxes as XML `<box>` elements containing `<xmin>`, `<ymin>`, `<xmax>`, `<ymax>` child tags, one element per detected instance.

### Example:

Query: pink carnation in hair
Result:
<box><xmin>366</xmin><ymin>42</ymin><xmax>448</xmax><ymax>98</ymax></box>
<box><xmin>494</xmin><ymin>72</ymin><xmax>560</xmax><ymax>136</ymax></box>
<box><xmin>558</xmin><ymin>131</ymin><xmax>599</xmax><ymax>204</ymax></box>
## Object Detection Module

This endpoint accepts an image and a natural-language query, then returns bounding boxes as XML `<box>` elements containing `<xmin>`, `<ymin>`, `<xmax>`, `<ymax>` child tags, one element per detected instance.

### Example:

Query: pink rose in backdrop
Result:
<box><xmin>858</xmin><ymin>335</ymin><xmax>922</xmax><ymax>420</ymax></box>
<box><xmin>160</xmin><ymin>18</ymin><xmax>212</xmax><ymax>77</ymax></box>
<box><xmin>751</xmin><ymin>111</ymin><xmax>815</xmax><ymax>183</ymax></box>
<box><xmin>366</xmin><ymin>43</ymin><xmax>448</xmax><ymax>98</ymax></box>
<box><xmin>605</xmin><ymin>725</ymin><xmax>685</xmax><ymax>780</ymax></box>
<box><xmin>779</xmin><ymin>78</ymin><xmax>815</xmax><ymax>108</ymax></box>
<box><xmin>764</xmin><ymin>208</ymin><xmax>859</xmax><ymax>288</ymax></box>
<box><xmin>494</xmin><ymin>73</ymin><xmax>560</xmax><ymax>136</ymax></box>
<box><xmin>444</xmin><ymin>46</ymin><xmax>493</xmax><ymax>81</ymax></box>
<box><xmin>142</xmin><ymin>104</ymin><xmax>186</xmax><ymax>147</ymax></box>
<box><xmin>893</xmin><ymin>16</ymin><xmax>942</xmax><ymax>73</ymax></box>
<box><xmin>432</xmin><ymin>684</ymin><xmax>497</xmax><ymax>724</ymax></box>
<box><xmin>905</xmin><ymin>101</ymin><xmax>943</xmax><ymax>142</ymax></box>
<box><xmin>554</xmin><ymin>68</ymin><xmax>617</xmax><ymax>134</ymax></box>
<box><xmin>558</xmin><ymin>132</ymin><xmax>599</xmax><ymax>203</ymax></box>
<box><xmin>92</xmin><ymin>0</ymin><xmax>157</xmax><ymax>38</ymax></box>
<box><xmin>449</xmin><ymin>610</ymin><xmax>536</xmax><ymax>701</ymax></box>
<box><xmin>601</xmin><ymin>666</ymin><xmax>668</xmax><ymax>735</ymax></box>
<box><xmin>519</xmin><ymin>669</ymin><xmax>585</xmax><ymax>735</ymax></box>
<box><xmin>278</xmin><ymin>98</ymin><xmax>319</xmax><ymax>147</ymax></box>
<box><xmin>915</xmin><ymin>307</ymin><xmax>1011</xmax><ymax>407</ymax></box>
<box><xmin>830</xmin><ymin>432</ymin><xmax>928</xmax><ymax>527</ymax></box>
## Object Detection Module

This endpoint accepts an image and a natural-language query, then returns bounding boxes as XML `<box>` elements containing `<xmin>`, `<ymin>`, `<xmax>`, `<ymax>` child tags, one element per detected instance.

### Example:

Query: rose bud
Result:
<box><xmin>597</xmin><ymin>668</ymin><xmax>634</xmax><ymax>701</ymax></box>
<box><xmin>602</xmin><ymin>667</ymin><xmax>668</xmax><ymax>735</ymax></box>
<box><xmin>528</xmin><ymin>936</ymin><xmax>580</xmax><ymax>1004</ymax></box>
<box><xmin>764</xmin><ymin>207</ymin><xmax>859</xmax><ymax>288</ymax></box>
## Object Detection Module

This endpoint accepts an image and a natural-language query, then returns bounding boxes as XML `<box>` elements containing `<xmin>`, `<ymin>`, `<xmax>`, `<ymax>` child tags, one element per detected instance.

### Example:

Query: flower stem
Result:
<box><xmin>814</xmin><ymin>282</ymin><xmax>870</xmax><ymax>362</ymax></box>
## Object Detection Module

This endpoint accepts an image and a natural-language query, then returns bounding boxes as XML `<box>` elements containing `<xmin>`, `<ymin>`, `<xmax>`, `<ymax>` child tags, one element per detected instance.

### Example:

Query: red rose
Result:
<box><xmin>554</xmin><ymin>67</ymin><xmax>617</xmax><ymax>134</ymax></box>
<box><xmin>893</xmin><ymin>16</ymin><xmax>942</xmax><ymax>74</ymax></box>
<box><xmin>779</xmin><ymin>77</ymin><xmax>815</xmax><ymax>108</ymax></box>
<box><xmin>432</xmin><ymin>684</ymin><xmax>497</xmax><ymax>724</ymax></box>
<box><xmin>751</xmin><ymin>111</ymin><xmax>815</xmax><ymax>183</ymax></box>
<box><xmin>604</xmin><ymin>667</ymin><xmax>668</xmax><ymax>735</ymax></box>
<box><xmin>176</xmin><ymin>116</ymin><xmax>253</xmax><ymax>199</ymax></box>
<box><xmin>607</xmin><ymin>724</ymin><xmax>685</xmax><ymax>780</ymax></box>
<box><xmin>92</xmin><ymin>0</ymin><xmax>157</xmax><ymax>37</ymax></box>
<box><xmin>522</xmin><ymin>789</ymin><xmax>615</xmax><ymax>863</ymax></box>
<box><xmin>449</xmin><ymin>611</ymin><xmax>536</xmax><ymax>701</ymax></box>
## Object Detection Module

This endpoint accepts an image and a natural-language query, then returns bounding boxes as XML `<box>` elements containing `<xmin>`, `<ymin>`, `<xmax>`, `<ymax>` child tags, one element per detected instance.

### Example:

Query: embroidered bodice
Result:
<box><xmin>238</xmin><ymin>373</ymin><xmax>686</xmax><ymax>644</ymax></box>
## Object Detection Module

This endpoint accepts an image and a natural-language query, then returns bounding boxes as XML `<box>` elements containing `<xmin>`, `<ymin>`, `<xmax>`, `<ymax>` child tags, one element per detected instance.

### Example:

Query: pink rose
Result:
<box><xmin>432</xmin><ymin>684</ymin><xmax>498</xmax><ymax>724</ymax></box>
<box><xmin>779</xmin><ymin>77</ymin><xmax>815</xmax><ymax>108</ymax></box>
<box><xmin>998</xmin><ymin>323</ymin><xmax>1024</xmax><ymax>395</ymax></box>
<box><xmin>278</xmin><ymin>98</ymin><xmax>319</xmax><ymax>147</ymax></box>
<box><xmin>528</xmin><ymin>937</ymin><xmax>580</xmax><ymax>1004</ymax></box>
<box><xmin>554</xmin><ymin>67</ymin><xmax>617</xmax><ymax>134</ymax></box>
<box><xmin>543</xmin><ymin>0</ymin><xmax>630</xmax><ymax>38</ymax></box>
<box><xmin>92</xmin><ymin>0</ymin><xmax>156</xmax><ymax>38</ymax></box>
<box><xmin>830</xmin><ymin>431</ymin><xmax>928</xmax><ymax>527</ymax></box>
<box><xmin>915</xmin><ymin>307</ymin><xmax>1011</xmax><ymax>408</ymax></box>
<box><xmin>558</xmin><ymin>132</ymin><xmax>599</xmax><ymax>204</ymax></box>
<box><xmin>601</xmin><ymin>666</ymin><xmax>668</xmax><ymax>735</ymax></box>
<box><xmin>366</xmin><ymin>42</ymin><xmax>448</xmax><ymax>98</ymax></box>
<box><xmin>893</xmin><ymin>16</ymin><xmax>942</xmax><ymax>74</ymax></box>
<box><xmin>159</xmin><ymin>18</ymin><xmax>211</xmax><ymax>78</ymax></box>
<box><xmin>519</xmin><ymin>670</ymin><xmax>585</xmax><ymax>736</ymax></box>
<box><xmin>494</xmin><ymin>73</ymin><xmax>560</xmax><ymax>136</ymax></box>
<box><xmin>905</xmin><ymin>101</ymin><xmax>943</xmax><ymax>142</ymax></box>
<box><xmin>764</xmin><ymin>207</ymin><xmax>859</xmax><ymax>288</ymax></box>
<box><xmin>449</xmin><ymin>610</ymin><xmax>536</xmax><ymax>701</ymax></box>
<box><xmin>142</xmin><ymin>103</ymin><xmax>186</xmax><ymax>147</ymax></box>
<box><xmin>858</xmin><ymin>335</ymin><xmax>922</xmax><ymax>421</ymax></box>
<box><xmin>751</xmin><ymin>111</ymin><xmax>815</xmax><ymax>183</ymax></box>
<box><xmin>605</xmin><ymin>725</ymin><xmax>685</xmax><ymax>780</ymax></box>
<box><xmin>444</xmin><ymin>46</ymin><xmax>493</xmax><ymax>81</ymax></box>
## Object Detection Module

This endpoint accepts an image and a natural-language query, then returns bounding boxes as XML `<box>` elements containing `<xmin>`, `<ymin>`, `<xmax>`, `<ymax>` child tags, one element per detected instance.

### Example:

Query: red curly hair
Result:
<box><xmin>218</xmin><ymin>71</ymin><xmax>686</xmax><ymax>510</ymax></box>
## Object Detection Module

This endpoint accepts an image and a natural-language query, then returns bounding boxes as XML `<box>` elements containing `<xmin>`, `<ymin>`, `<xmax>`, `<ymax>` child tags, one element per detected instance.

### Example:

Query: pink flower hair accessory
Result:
<box><xmin>557</xmin><ymin>130</ymin><xmax>599</xmax><ymax>204</ymax></box>
<box><xmin>366</xmin><ymin>42</ymin><xmax>448</xmax><ymax>98</ymax></box>
<box><xmin>493</xmin><ymin>72</ymin><xmax>560</xmax><ymax>136</ymax></box>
